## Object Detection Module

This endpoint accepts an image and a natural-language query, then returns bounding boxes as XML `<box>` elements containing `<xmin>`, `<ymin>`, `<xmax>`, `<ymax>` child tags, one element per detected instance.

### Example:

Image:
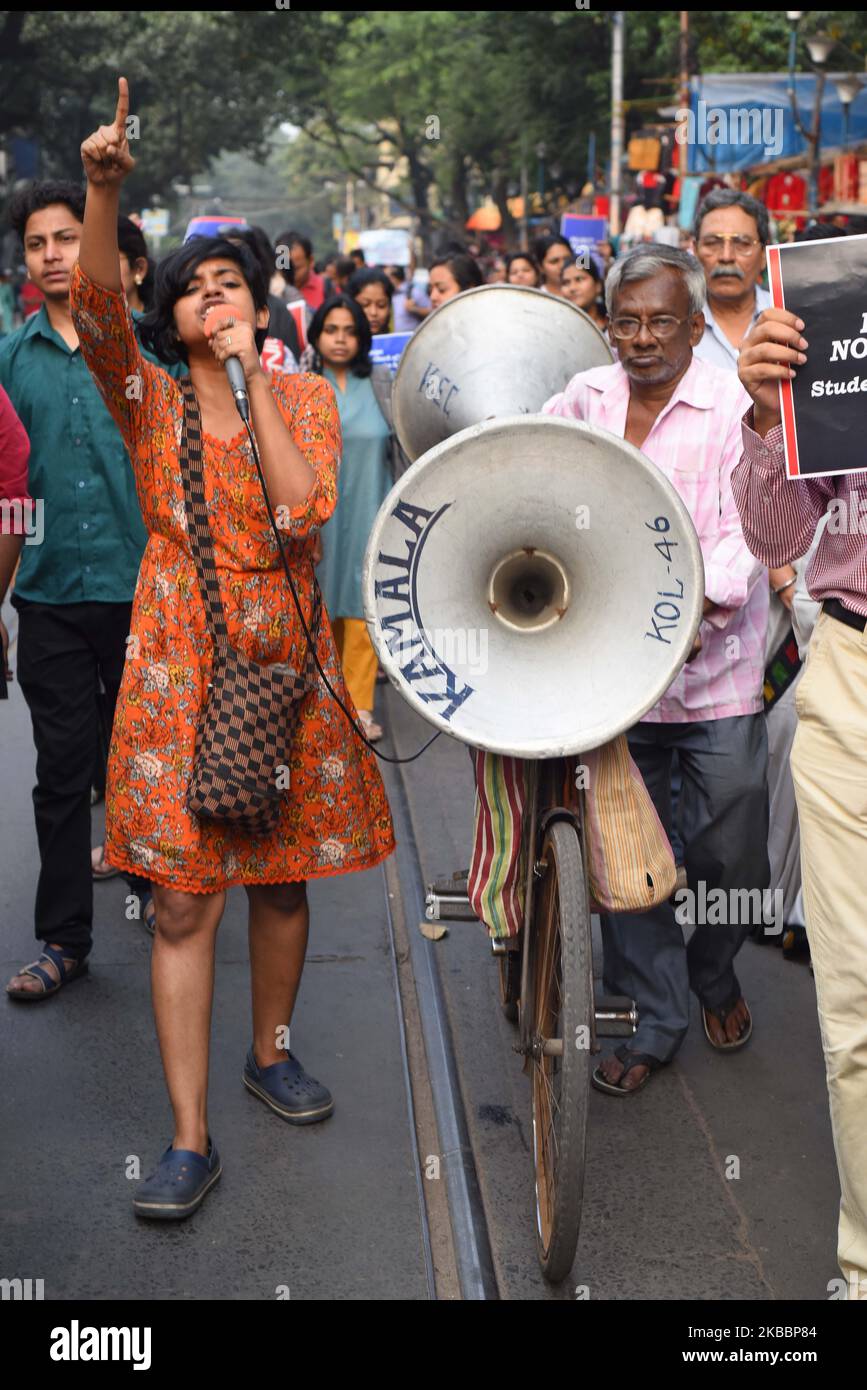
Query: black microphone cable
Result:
<box><xmin>242</xmin><ymin>418</ymin><xmax>442</xmax><ymax>766</ymax></box>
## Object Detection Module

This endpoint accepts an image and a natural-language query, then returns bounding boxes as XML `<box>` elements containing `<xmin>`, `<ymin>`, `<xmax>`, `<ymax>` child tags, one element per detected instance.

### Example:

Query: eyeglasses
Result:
<box><xmin>609</xmin><ymin>314</ymin><xmax>690</xmax><ymax>341</ymax></box>
<box><xmin>697</xmin><ymin>234</ymin><xmax>761</xmax><ymax>256</ymax></box>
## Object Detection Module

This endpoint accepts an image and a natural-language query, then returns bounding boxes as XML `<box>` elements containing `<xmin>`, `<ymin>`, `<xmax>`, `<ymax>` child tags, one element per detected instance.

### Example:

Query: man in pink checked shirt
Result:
<box><xmin>543</xmin><ymin>244</ymin><xmax>769</xmax><ymax>1096</ymax></box>
<box><xmin>733</xmin><ymin>305</ymin><xmax>867</xmax><ymax>1299</ymax></box>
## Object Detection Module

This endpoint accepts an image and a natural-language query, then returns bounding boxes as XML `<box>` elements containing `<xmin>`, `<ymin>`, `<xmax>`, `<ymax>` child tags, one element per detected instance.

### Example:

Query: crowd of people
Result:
<box><xmin>1</xmin><ymin>81</ymin><xmax>866</xmax><ymax>1296</ymax></box>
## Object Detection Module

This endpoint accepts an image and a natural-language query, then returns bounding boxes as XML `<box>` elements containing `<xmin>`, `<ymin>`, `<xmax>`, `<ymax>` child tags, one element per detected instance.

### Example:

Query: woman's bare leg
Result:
<box><xmin>246</xmin><ymin>882</ymin><xmax>308</xmax><ymax>1067</ymax></box>
<box><xmin>150</xmin><ymin>883</ymin><xmax>226</xmax><ymax>1156</ymax></box>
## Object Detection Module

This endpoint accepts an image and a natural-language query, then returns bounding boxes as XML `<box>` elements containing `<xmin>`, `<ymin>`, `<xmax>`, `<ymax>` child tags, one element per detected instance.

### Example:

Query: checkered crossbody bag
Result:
<box><xmin>178</xmin><ymin>380</ymin><xmax>321</xmax><ymax>837</ymax></box>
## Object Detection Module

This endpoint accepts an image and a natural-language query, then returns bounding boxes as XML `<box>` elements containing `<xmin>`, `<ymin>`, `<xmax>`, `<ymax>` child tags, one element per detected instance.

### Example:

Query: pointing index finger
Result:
<box><xmin>115</xmin><ymin>76</ymin><xmax>130</xmax><ymax>135</ymax></box>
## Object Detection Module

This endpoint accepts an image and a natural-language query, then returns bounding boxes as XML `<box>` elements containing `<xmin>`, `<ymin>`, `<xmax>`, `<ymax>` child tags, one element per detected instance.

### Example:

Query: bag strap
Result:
<box><xmin>178</xmin><ymin>379</ymin><xmax>323</xmax><ymax>670</ymax></box>
<box><xmin>179</xmin><ymin>379</ymin><xmax>229</xmax><ymax>646</ymax></box>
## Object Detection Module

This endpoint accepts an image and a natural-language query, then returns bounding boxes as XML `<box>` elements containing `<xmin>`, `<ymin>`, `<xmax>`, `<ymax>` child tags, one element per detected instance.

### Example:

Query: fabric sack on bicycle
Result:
<box><xmin>469</xmin><ymin>736</ymin><xmax>676</xmax><ymax>936</ymax></box>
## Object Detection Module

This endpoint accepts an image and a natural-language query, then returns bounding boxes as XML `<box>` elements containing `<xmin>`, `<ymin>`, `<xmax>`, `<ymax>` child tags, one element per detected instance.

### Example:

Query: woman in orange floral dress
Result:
<box><xmin>73</xmin><ymin>80</ymin><xmax>395</xmax><ymax>1220</ymax></box>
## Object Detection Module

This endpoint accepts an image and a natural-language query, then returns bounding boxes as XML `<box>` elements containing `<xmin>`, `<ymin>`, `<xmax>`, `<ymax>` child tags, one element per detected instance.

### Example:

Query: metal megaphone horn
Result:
<box><xmin>392</xmin><ymin>283</ymin><xmax>614</xmax><ymax>462</ymax></box>
<box><xmin>362</xmin><ymin>284</ymin><xmax>704</xmax><ymax>757</ymax></box>
<box><xmin>363</xmin><ymin>414</ymin><xmax>703</xmax><ymax>757</ymax></box>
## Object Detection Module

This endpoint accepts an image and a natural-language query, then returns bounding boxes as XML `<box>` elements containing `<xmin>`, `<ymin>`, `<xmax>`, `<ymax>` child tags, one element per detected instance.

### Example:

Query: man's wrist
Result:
<box><xmin>751</xmin><ymin>403</ymin><xmax>782</xmax><ymax>439</ymax></box>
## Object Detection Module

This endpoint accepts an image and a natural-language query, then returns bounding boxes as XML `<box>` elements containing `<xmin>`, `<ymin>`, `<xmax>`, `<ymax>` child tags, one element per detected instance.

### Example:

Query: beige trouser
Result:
<box><xmin>791</xmin><ymin>609</ymin><xmax>867</xmax><ymax>1298</ymax></box>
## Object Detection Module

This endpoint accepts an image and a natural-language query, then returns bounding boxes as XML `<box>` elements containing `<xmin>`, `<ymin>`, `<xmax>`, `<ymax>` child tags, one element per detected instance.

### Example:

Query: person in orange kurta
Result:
<box><xmin>72</xmin><ymin>79</ymin><xmax>395</xmax><ymax>1219</ymax></box>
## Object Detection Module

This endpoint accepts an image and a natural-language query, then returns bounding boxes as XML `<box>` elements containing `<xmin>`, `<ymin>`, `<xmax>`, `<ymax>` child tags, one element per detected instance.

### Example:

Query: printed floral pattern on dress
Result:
<box><xmin>69</xmin><ymin>263</ymin><xmax>395</xmax><ymax>892</ymax></box>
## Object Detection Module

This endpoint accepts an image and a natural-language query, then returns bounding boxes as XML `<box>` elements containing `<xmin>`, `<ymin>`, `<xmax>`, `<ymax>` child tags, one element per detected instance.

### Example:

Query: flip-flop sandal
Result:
<box><xmin>6</xmin><ymin>944</ymin><xmax>89</xmax><ymax>1002</ymax></box>
<box><xmin>702</xmin><ymin>995</ymin><xmax>752</xmax><ymax>1051</ymax></box>
<box><xmin>141</xmin><ymin>894</ymin><xmax>156</xmax><ymax>937</ymax></box>
<box><xmin>357</xmin><ymin>711</ymin><xmax>384</xmax><ymax>742</ymax></box>
<box><xmin>91</xmin><ymin>844</ymin><xmax>119</xmax><ymax>881</ymax></box>
<box><xmin>591</xmin><ymin>1044</ymin><xmax>663</xmax><ymax>1097</ymax></box>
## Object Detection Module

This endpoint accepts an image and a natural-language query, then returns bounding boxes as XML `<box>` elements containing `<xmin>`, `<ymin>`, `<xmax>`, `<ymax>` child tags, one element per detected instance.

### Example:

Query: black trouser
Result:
<box><xmin>13</xmin><ymin>597</ymin><xmax>149</xmax><ymax>958</ymax></box>
<box><xmin>599</xmin><ymin>714</ymin><xmax>770</xmax><ymax>1062</ymax></box>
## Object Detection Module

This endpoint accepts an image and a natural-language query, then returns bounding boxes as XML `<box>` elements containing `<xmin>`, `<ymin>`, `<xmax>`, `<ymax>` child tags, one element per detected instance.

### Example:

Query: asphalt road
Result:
<box><xmin>0</xmin><ymin>591</ymin><xmax>843</xmax><ymax>1301</ymax></box>
<box><xmin>383</xmin><ymin>682</ymin><xmax>841</xmax><ymax>1302</ymax></box>
<box><xmin>0</xmin><ymin>598</ymin><xmax>432</xmax><ymax>1302</ymax></box>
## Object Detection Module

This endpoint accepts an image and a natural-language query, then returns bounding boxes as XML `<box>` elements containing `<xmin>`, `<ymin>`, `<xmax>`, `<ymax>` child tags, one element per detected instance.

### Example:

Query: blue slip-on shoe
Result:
<box><xmin>243</xmin><ymin>1045</ymin><xmax>334</xmax><ymax>1124</ymax></box>
<box><xmin>132</xmin><ymin>1136</ymin><xmax>222</xmax><ymax>1220</ymax></box>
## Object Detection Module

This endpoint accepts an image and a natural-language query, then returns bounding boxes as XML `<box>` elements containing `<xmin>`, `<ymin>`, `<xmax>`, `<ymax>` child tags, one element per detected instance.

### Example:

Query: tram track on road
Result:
<box><xmin>378</xmin><ymin>697</ymin><xmax>500</xmax><ymax>1302</ymax></box>
<box><xmin>2</xmin><ymin>597</ymin><xmax>496</xmax><ymax>1298</ymax></box>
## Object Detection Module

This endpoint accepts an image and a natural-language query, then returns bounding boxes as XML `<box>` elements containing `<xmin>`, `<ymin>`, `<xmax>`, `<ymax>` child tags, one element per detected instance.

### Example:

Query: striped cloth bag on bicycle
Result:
<box><xmin>468</xmin><ymin>739</ymin><xmax>675</xmax><ymax>936</ymax></box>
<box><xmin>581</xmin><ymin>735</ymin><xmax>676</xmax><ymax>912</ymax></box>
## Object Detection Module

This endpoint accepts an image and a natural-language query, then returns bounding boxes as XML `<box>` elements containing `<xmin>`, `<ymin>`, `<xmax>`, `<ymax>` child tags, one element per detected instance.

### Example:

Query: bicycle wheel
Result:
<box><xmin>528</xmin><ymin>818</ymin><xmax>592</xmax><ymax>1283</ymax></box>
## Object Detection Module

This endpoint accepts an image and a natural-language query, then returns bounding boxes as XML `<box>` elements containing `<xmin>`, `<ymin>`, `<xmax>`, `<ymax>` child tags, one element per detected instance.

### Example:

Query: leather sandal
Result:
<box><xmin>591</xmin><ymin>1044</ymin><xmax>664</xmax><ymax>1097</ymax></box>
<box><xmin>702</xmin><ymin>992</ymin><xmax>752</xmax><ymax>1051</ymax></box>
<box><xmin>91</xmin><ymin>843</ymin><xmax>119</xmax><ymax>881</ymax></box>
<box><xmin>357</xmin><ymin>710</ymin><xmax>383</xmax><ymax>742</ymax></box>
<box><xmin>141</xmin><ymin>893</ymin><xmax>156</xmax><ymax>937</ymax></box>
<box><xmin>6</xmin><ymin>944</ymin><xmax>89</xmax><ymax>1002</ymax></box>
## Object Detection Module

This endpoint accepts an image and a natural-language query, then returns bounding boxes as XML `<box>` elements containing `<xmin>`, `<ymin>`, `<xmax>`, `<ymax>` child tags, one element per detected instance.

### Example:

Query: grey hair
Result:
<box><xmin>694</xmin><ymin>187</ymin><xmax>769</xmax><ymax>245</ymax></box>
<box><xmin>605</xmin><ymin>244</ymin><xmax>707</xmax><ymax>319</ymax></box>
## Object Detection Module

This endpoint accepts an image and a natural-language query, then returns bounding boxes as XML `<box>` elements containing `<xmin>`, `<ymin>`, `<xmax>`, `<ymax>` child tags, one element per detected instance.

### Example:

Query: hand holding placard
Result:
<box><xmin>738</xmin><ymin>308</ymin><xmax>808</xmax><ymax>437</ymax></box>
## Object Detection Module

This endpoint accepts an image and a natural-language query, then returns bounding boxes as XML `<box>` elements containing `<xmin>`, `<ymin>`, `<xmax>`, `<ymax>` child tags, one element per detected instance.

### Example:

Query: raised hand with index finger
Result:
<box><xmin>80</xmin><ymin>77</ymin><xmax>136</xmax><ymax>187</ymax></box>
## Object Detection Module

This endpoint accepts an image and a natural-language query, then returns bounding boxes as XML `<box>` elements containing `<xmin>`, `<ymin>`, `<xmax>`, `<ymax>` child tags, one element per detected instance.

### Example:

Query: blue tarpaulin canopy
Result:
<box><xmin>686</xmin><ymin>73</ymin><xmax>867</xmax><ymax>173</ymax></box>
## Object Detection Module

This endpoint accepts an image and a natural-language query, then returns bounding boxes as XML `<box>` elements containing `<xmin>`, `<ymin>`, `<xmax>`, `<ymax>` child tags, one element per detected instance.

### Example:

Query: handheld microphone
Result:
<box><xmin>202</xmin><ymin>304</ymin><xmax>250</xmax><ymax>422</ymax></box>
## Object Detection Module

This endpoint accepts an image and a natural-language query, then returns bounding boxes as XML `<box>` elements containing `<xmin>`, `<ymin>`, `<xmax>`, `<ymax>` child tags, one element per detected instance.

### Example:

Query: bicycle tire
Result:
<box><xmin>528</xmin><ymin>818</ymin><xmax>592</xmax><ymax>1284</ymax></box>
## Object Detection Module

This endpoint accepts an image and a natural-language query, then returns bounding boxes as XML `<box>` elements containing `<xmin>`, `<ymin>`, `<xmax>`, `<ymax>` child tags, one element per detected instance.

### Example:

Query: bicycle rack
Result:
<box><xmin>425</xmin><ymin>871</ymin><xmax>638</xmax><ymax>1039</ymax></box>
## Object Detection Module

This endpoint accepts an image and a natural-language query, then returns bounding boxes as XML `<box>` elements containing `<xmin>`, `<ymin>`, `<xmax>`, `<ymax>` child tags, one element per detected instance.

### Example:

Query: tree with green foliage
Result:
<box><xmin>3</xmin><ymin>10</ymin><xmax>864</xmax><ymax>254</ymax></box>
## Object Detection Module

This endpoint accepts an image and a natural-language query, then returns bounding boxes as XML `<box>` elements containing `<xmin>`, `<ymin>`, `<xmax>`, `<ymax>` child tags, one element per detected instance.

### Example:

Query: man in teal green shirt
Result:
<box><xmin>0</xmin><ymin>180</ymin><xmax>177</xmax><ymax>1000</ymax></box>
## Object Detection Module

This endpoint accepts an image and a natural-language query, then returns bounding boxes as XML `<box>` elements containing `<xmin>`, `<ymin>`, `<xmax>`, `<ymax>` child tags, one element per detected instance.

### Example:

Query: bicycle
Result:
<box><xmin>427</xmin><ymin>754</ymin><xmax>638</xmax><ymax>1284</ymax></box>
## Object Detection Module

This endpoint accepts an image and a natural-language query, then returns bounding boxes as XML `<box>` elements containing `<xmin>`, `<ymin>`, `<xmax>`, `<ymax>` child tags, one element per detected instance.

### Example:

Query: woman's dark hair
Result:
<box><xmin>428</xmin><ymin>252</ymin><xmax>484</xmax><ymax>293</ymax></box>
<box><xmin>279</xmin><ymin>231</ymin><xmax>312</xmax><ymax>260</ymax></box>
<box><xmin>533</xmin><ymin>234</ymin><xmax>574</xmax><ymax>269</ymax></box>
<box><xmin>117</xmin><ymin>215</ymin><xmax>155</xmax><ymax>310</ymax></box>
<box><xmin>227</xmin><ymin>224</ymin><xmax>280</xmax><ymax>285</ymax></box>
<box><xmin>137</xmin><ymin>235</ymin><xmax>269</xmax><ymax>366</ymax></box>
<box><xmin>433</xmin><ymin>237</ymin><xmax>469</xmax><ymax>258</ymax></box>
<box><xmin>307</xmin><ymin>293</ymin><xmax>373</xmax><ymax>378</ymax></box>
<box><xmin>9</xmin><ymin>179</ymin><xmax>86</xmax><ymax>239</ymax></box>
<box><xmin>560</xmin><ymin>256</ymin><xmax>603</xmax><ymax>288</ymax></box>
<box><xmin>793</xmin><ymin>221</ymin><xmax>848</xmax><ymax>243</ymax></box>
<box><xmin>347</xmin><ymin>267</ymin><xmax>394</xmax><ymax>301</ymax></box>
<box><xmin>505</xmin><ymin>250</ymin><xmax>541</xmax><ymax>284</ymax></box>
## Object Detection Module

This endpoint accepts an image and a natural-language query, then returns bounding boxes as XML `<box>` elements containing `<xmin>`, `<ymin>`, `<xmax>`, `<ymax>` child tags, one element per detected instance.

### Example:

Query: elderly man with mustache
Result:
<box><xmin>691</xmin><ymin>189</ymin><xmax>772</xmax><ymax>370</ymax></box>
